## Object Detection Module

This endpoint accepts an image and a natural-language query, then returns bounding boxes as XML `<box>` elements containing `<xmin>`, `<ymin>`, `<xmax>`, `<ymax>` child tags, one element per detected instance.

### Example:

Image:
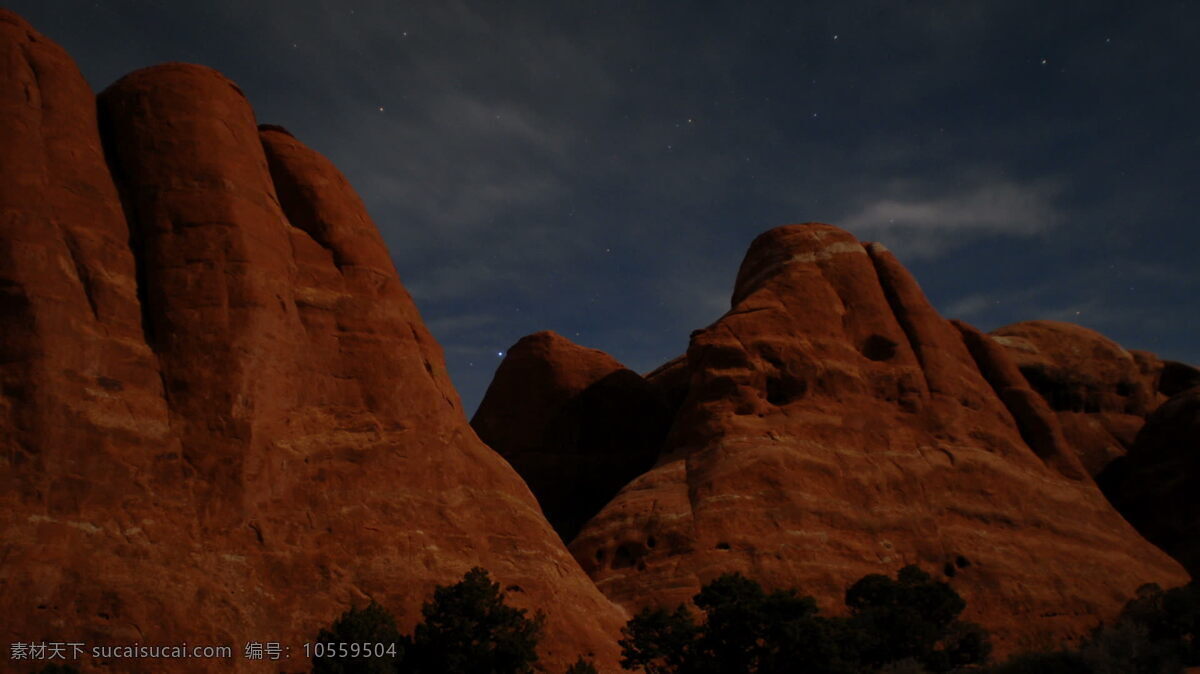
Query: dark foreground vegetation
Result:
<box><xmin>618</xmin><ymin>565</ymin><xmax>989</xmax><ymax>674</ymax></box>
<box><xmin>24</xmin><ymin>570</ymin><xmax>1199</xmax><ymax>673</ymax></box>
<box><xmin>988</xmin><ymin>581</ymin><xmax>1199</xmax><ymax>674</ymax></box>
<box><xmin>312</xmin><ymin>567</ymin><xmax>544</xmax><ymax>673</ymax></box>
<box><xmin>303</xmin><ymin>566</ymin><xmax>1196</xmax><ymax>673</ymax></box>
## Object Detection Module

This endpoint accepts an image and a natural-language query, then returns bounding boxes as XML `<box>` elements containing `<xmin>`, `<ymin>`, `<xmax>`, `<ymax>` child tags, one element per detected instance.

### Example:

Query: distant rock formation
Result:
<box><xmin>0</xmin><ymin>10</ymin><xmax>623</xmax><ymax>672</ymax></box>
<box><xmin>500</xmin><ymin>225</ymin><xmax>1187</xmax><ymax>654</ymax></box>
<box><xmin>471</xmin><ymin>331</ymin><xmax>672</xmax><ymax>543</ymax></box>
<box><xmin>1099</xmin><ymin>386</ymin><xmax>1200</xmax><ymax>578</ymax></box>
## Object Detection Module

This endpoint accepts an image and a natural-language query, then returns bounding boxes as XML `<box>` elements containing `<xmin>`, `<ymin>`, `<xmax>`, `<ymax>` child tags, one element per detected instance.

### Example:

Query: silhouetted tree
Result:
<box><xmin>988</xmin><ymin>580</ymin><xmax>1200</xmax><ymax>674</ymax></box>
<box><xmin>843</xmin><ymin>565</ymin><xmax>990</xmax><ymax>673</ymax></box>
<box><xmin>620</xmin><ymin>568</ymin><xmax>979</xmax><ymax>673</ymax></box>
<box><xmin>691</xmin><ymin>573</ymin><xmax>849</xmax><ymax>674</ymax></box>
<box><xmin>312</xmin><ymin>600</ymin><xmax>407</xmax><ymax>674</ymax></box>
<box><xmin>986</xmin><ymin>650</ymin><xmax>1090</xmax><ymax>674</ymax></box>
<box><xmin>564</xmin><ymin>656</ymin><xmax>600</xmax><ymax>673</ymax></box>
<box><xmin>619</xmin><ymin>604</ymin><xmax>699</xmax><ymax>674</ymax></box>
<box><xmin>409</xmin><ymin>566</ymin><xmax>544</xmax><ymax>674</ymax></box>
<box><xmin>1077</xmin><ymin>581</ymin><xmax>1198</xmax><ymax>674</ymax></box>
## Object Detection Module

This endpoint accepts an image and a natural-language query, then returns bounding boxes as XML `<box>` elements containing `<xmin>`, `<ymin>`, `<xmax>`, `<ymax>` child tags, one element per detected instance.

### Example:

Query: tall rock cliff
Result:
<box><xmin>0</xmin><ymin>10</ymin><xmax>624</xmax><ymax>672</ymax></box>
<box><xmin>551</xmin><ymin>224</ymin><xmax>1187</xmax><ymax>653</ymax></box>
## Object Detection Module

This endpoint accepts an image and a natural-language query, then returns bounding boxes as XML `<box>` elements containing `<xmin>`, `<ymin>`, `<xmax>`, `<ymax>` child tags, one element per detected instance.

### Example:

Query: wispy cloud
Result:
<box><xmin>839</xmin><ymin>177</ymin><xmax>1063</xmax><ymax>258</ymax></box>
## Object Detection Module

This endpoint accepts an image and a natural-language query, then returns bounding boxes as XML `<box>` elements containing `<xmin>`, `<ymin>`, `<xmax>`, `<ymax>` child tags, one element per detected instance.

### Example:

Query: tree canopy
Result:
<box><xmin>619</xmin><ymin>565</ymin><xmax>990</xmax><ymax>674</ymax></box>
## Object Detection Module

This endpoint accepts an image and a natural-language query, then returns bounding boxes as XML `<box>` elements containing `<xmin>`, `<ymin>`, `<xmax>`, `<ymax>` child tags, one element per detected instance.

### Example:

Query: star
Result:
<box><xmin>378</xmin><ymin>106</ymin><xmax>385</xmax><ymax>112</ymax></box>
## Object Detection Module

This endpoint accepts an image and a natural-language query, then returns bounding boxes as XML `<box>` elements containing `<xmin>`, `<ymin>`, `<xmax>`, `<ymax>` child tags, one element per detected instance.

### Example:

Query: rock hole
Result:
<box><xmin>862</xmin><ymin>335</ymin><xmax>899</xmax><ymax>362</ymax></box>
<box><xmin>1116</xmin><ymin>381</ymin><xmax>1135</xmax><ymax>397</ymax></box>
<box><xmin>96</xmin><ymin>376</ymin><xmax>124</xmax><ymax>392</ymax></box>
<box><xmin>637</xmin><ymin>560</ymin><xmax>647</xmax><ymax>571</ymax></box>
<box><xmin>715</xmin><ymin>542</ymin><xmax>731</xmax><ymax>551</ymax></box>
<box><xmin>943</xmin><ymin>562</ymin><xmax>957</xmax><ymax>577</ymax></box>
<box><xmin>612</xmin><ymin>543</ymin><xmax>639</xmax><ymax>569</ymax></box>
<box><xmin>595</xmin><ymin>548</ymin><xmax>606</xmax><ymax>563</ymax></box>
<box><xmin>766</xmin><ymin>375</ymin><xmax>807</xmax><ymax>406</ymax></box>
<box><xmin>505</xmin><ymin>585</ymin><xmax>524</xmax><ymax>593</ymax></box>
<box><xmin>647</xmin><ymin>536</ymin><xmax>657</xmax><ymax>549</ymax></box>
<box><xmin>955</xmin><ymin>555</ymin><xmax>971</xmax><ymax>569</ymax></box>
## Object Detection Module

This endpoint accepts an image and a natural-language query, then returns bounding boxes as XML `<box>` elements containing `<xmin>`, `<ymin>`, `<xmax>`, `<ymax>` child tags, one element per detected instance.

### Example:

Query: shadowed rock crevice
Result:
<box><xmin>952</xmin><ymin>320</ymin><xmax>1085</xmax><ymax>480</ymax></box>
<box><xmin>472</xmin><ymin>331</ymin><xmax>672</xmax><ymax>543</ymax></box>
<box><xmin>1159</xmin><ymin>361</ymin><xmax>1200</xmax><ymax>397</ymax></box>
<box><xmin>1098</xmin><ymin>386</ymin><xmax>1200</xmax><ymax>578</ymax></box>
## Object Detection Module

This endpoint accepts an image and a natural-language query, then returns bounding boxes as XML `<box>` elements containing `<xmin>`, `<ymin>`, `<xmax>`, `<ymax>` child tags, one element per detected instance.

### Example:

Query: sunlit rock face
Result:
<box><xmin>0</xmin><ymin>10</ymin><xmax>625</xmax><ymax>672</ymax></box>
<box><xmin>563</xmin><ymin>224</ymin><xmax>1187</xmax><ymax>654</ymax></box>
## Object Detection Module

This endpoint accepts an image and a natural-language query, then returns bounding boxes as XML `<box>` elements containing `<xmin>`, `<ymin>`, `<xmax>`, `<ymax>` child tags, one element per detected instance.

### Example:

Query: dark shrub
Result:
<box><xmin>843</xmin><ymin>565</ymin><xmax>990</xmax><ymax>672</ymax></box>
<box><xmin>312</xmin><ymin>600</ymin><xmax>406</xmax><ymax>674</ymax></box>
<box><xmin>409</xmin><ymin>567</ymin><xmax>544</xmax><ymax>674</ymax></box>
<box><xmin>987</xmin><ymin>650</ymin><xmax>1091</xmax><ymax>673</ymax></box>
<box><xmin>565</xmin><ymin>656</ymin><xmax>600</xmax><ymax>673</ymax></box>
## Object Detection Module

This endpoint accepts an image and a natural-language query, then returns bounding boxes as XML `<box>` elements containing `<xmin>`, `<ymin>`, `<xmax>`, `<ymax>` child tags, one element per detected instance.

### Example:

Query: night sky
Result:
<box><xmin>10</xmin><ymin>1</ymin><xmax>1199</xmax><ymax>414</ymax></box>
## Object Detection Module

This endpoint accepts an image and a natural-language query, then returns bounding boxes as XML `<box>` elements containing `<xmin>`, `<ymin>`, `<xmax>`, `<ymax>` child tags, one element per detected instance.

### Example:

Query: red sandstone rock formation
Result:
<box><xmin>566</xmin><ymin>224</ymin><xmax>1188</xmax><ymax>654</ymax></box>
<box><xmin>989</xmin><ymin>320</ymin><xmax>1197</xmax><ymax>476</ymax></box>
<box><xmin>0</xmin><ymin>11</ymin><xmax>624</xmax><ymax>672</ymax></box>
<box><xmin>471</xmin><ymin>331</ymin><xmax>671</xmax><ymax>543</ymax></box>
<box><xmin>1098</xmin><ymin>386</ymin><xmax>1200</xmax><ymax>579</ymax></box>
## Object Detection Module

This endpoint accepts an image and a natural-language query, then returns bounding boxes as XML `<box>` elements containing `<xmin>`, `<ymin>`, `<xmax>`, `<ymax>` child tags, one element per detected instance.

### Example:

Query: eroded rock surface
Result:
<box><xmin>989</xmin><ymin>320</ymin><xmax>1183</xmax><ymax>475</ymax></box>
<box><xmin>0</xmin><ymin>11</ymin><xmax>624</xmax><ymax>672</ymax></box>
<box><xmin>568</xmin><ymin>224</ymin><xmax>1188</xmax><ymax>654</ymax></box>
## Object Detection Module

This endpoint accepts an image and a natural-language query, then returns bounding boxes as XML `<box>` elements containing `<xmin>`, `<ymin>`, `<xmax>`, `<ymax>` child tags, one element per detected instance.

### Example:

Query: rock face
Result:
<box><xmin>564</xmin><ymin>224</ymin><xmax>1188</xmax><ymax>654</ymax></box>
<box><xmin>1099</xmin><ymin>387</ymin><xmax>1200</xmax><ymax>579</ymax></box>
<box><xmin>989</xmin><ymin>321</ymin><xmax>1167</xmax><ymax>476</ymax></box>
<box><xmin>471</xmin><ymin>331</ymin><xmax>671</xmax><ymax>543</ymax></box>
<box><xmin>0</xmin><ymin>11</ymin><xmax>624</xmax><ymax>672</ymax></box>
